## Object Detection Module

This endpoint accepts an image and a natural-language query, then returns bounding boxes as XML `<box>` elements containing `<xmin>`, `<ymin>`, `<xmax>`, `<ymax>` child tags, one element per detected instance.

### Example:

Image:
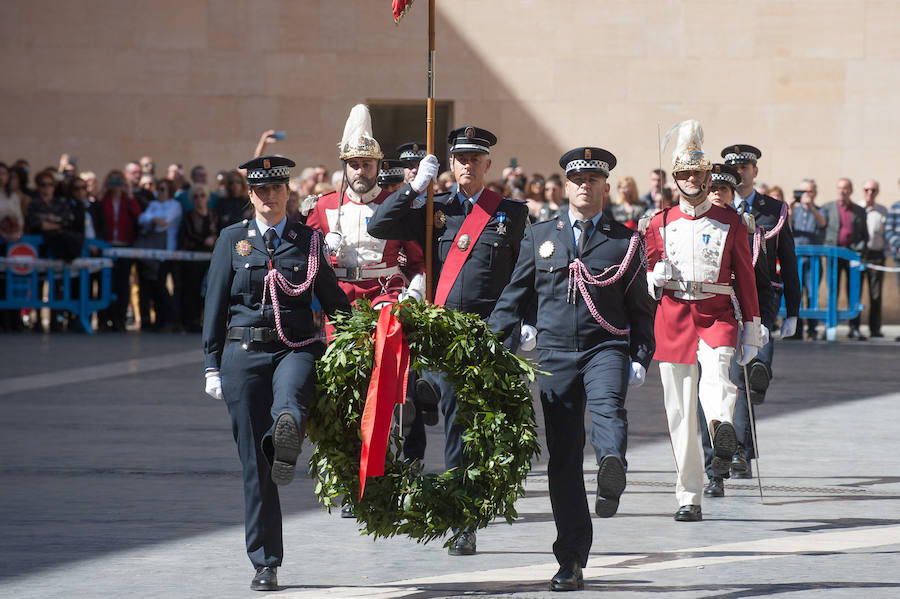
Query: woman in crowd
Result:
<box><xmin>136</xmin><ymin>177</ymin><xmax>182</xmax><ymax>331</ymax></box>
<box><xmin>99</xmin><ymin>169</ymin><xmax>142</xmax><ymax>331</ymax></box>
<box><xmin>524</xmin><ymin>174</ymin><xmax>551</xmax><ymax>222</ymax></box>
<box><xmin>0</xmin><ymin>162</ymin><xmax>24</xmax><ymax>243</ymax></box>
<box><xmin>179</xmin><ymin>184</ymin><xmax>218</xmax><ymax>332</ymax></box>
<box><xmin>608</xmin><ymin>176</ymin><xmax>647</xmax><ymax>230</ymax></box>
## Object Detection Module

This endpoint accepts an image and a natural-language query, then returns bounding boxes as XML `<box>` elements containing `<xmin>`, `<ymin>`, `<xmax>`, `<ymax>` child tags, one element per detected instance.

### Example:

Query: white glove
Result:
<box><xmin>519</xmin><ymin>324</ymin><xmax>537</xmax><ymax>351</ymax></box>
<box><xmin>649</xmin><ymin>260</ymin><xmax>670</xmax><ymax>288</ymax></box>
<box><xmin>760</xmin><ymin>324</ymin><xmax>770</xmax><ymax>347</ymax></box>
<box><xmin>398</xmin><ymin>288</ymin><xmax>422</xmax><ymax>302</ymax></box>
<box><xmin>628</xmin><ymin>362</ymin><xmax>646</xmax><ymax>387</ymax></box>
<box><xmin>780</xmin><ymin>316</ymin><xmax>797</xmax><ymax>339</ymax></box>
<box><xmin>735</xmin><ymin>343</ymin><xmax>758</xmax><ymax>366</ymax></box>
<box><xmin>205</xmin><ymin>370</ymin><xmax>223</xmax><ymax>400</ymax></box>
<box><xmin>324</xmin><ymin>232</ymin><xmax>342</xmax><ymax>255</ymax></box>
<box><xmin>410</xmin><ymin>154</ymin><xmax>440</xmax><ymax>194</ymax></box>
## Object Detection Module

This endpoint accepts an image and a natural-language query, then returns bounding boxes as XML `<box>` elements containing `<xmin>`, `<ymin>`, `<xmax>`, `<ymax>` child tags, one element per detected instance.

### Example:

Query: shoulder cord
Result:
<box><xmin>261</xmin><ymin>233</ymin><xmax>323</xmax><ymax>348</ymax></box>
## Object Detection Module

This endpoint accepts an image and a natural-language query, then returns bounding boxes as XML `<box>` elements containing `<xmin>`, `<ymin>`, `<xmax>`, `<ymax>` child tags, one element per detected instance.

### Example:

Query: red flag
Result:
<box><xmin>392</xmin><ymin>0</ymin><xmax>414</xmax><ymax>23</ymax></box>
<box><xmin>358</xmin><ymin>304</ymin><xmax>411</xmax><ymax>500</ymax></box>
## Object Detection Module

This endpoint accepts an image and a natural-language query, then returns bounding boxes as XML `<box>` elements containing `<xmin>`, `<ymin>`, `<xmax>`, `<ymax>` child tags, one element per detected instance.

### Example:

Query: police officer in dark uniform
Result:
<box><xmin>699</xmin><ymin>163</ymin><xmax>777</xmax><ymax>497</ymax></box>
<box><xmin>721</xmin><ymin>145</ymin><xmax>800</xmax><ymax>477</ymax></box>
<box><xmin>488</xmin><ymin>147</ymin><xmax>654</xmax><ymax>591</ymax></box>
<box><xmin>202</xmin><ymin>155</ymin><xmax>350</xmax><ymax>591</ymax></box>
<box><xmin>367</xmin><ymin>126</ymin><xmax>529</xmax><ymax>555</ymax></box>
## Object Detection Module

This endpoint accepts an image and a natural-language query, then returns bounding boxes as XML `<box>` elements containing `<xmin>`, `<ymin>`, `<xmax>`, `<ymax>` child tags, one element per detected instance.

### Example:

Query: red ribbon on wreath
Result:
<box><xmin>358</xmin><ymin>304</ymin><xmax>411</xmax><ymax>500</ymax></box>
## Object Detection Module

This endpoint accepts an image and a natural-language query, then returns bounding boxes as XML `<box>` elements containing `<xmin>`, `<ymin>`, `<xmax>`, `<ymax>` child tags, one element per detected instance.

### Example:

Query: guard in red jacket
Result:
<box><xmin>644</xmin><ymin>120</ymin><xmax>762</xmax><ymax>522</ymax></box>
<box><xmin>305</xmin><ymin>104</ymin><xmax>426</xmax><ymax>307</ymax></box>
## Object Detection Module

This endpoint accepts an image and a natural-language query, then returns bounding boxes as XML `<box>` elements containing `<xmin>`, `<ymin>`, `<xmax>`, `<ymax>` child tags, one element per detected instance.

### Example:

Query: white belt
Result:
<box><xmin>663</xmin><ymin>280</ymin><xmax>732</xmax><ymax>296</ymax></box>
<box><xmin>333</xmin><ymin>265</ymin><xmax>401</xmax><ymax>282</ymax></box>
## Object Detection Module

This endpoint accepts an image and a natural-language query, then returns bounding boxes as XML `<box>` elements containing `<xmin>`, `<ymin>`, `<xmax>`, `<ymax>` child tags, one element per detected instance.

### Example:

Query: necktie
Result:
<box><xmin>575</xmin><ymin>219</ymin><xmax>593</xmax><ymax>257</ymax></box>
<box><xmin>263</xmin><ymin>228</ymin><xmax>278</xmax><ymax>255</ymax></box>
<box><xmin>462</xmin><ymin>198</ymin><xmax>472</xmax><ymax>216</ymax></box>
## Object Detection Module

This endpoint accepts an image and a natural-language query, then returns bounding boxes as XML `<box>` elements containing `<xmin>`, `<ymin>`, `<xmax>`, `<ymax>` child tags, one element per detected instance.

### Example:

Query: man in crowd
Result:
<box><xmin>640</xmin><ymin>169</ymin><xmax>667</xmax><ymax>209</ymax></box>
<box><xmin>860</xmin><ymin>180</ymin><xmax>887</xmax><ymax>338</ymax></box>
<box><xmin>722</xmin><ymin>144</ymin><xmax>800</xmax><ymax>477</ymax></box>
<box><xmin>645</xmin><ymin>121</ymin><xmax>761</xmax><ymax>522</ymax></box>
<box><xmin>790</xmin><ymin>179</ymin><xmax>826</xmax><ymax>340</ymax></box>
<box><xmin>368</xmin><ymin>125</ymin><xmax>529</xmax><ymax>555</ymax></box>
<box><xmin>886</xmin><ymin>179</ymin><xmax>900</xmax><ymax>342</ymax></box>
<box><xmin>176</xmin><ymin>165</ymin><xmax>219</xmax><ymax>213</ymax></box>
<box><xmin>489</xmin><ymin>146</ymin><xmax>653</xmax><ymax>591</ymax></box>
<box><xmin>822</xmin><ymin>178</ymin><xmax>868</xmax><ymax>339</ymax></box>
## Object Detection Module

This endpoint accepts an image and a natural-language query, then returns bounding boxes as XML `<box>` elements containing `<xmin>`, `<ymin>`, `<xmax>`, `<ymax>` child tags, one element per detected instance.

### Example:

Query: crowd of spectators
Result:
<box><xmin>2</xmin><ymin>141</ymin><xmax>899</xmax><ymax>338</ymax></box>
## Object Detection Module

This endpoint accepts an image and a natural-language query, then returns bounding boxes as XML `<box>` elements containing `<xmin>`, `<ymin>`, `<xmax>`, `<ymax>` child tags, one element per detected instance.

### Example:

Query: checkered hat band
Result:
<box><xmin>564</xmin><ymin>160</ymin><xmax>610</xmax><ymax>175</ymax></box>
<box><xmin>711</xmin><ymin>173</ymin><xmax>738</xmax><ymax>186</ymax></box>
<box><xmin>380</xmin><ymin>167</ymin><xmax>404</xmax><ymax>177</ymax></box>
<box><xmin>399</xmin><ymin>150</ymin><xmax>426</xmax><ymax>160</ymax></box>
<box><xmin>247</xmin><ymin>166</ymin><xmax>290</xmax><ymax>179</ymax></box>
<box><xmin>724</xmin><ymin>152</ymin><xmax>757</xmax><ymax>162</ymax></box>
<box><xmin>451</xmin><ymin>142</ymin><xmax>490</xmax><ymax>153</ymax></box>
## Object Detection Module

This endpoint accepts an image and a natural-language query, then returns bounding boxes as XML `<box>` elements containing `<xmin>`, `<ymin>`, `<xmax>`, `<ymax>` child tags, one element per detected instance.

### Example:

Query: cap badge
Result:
<box><xmin>464</xmin><ymin>127</ymin><xmax>475</xmax><ymax>139</ymax></box>
<box><xmin>733</xmin><ymin>145</ymin><xmax>740</xmax><ymax>153</ymax></box>
<box><xmin>457</xmin><ymin>234</ymin><xmax>471</xmax><ymax>251</ymax></box>
<box><xmin>235</xmin><ymin>239</ymin><xmax>252</xmax><ymax>256</ymax></box>
<box><xmin>434</xmin><ymin>210</ymin><xmax>446</xmax><ymax>228</ymax></box>
<box><xmin>714</xmin><ymin>165</ymin><xmax>721</xmax><ymax>173</ymax></box>
<box><xmin>539</xmin><ymin>240</ymin><xmax>555</xmax><ymax>258</ymax></box>
<box><xmin>263</xmin><ymin>159</ymin><xmax>271</xmax><ymax>169</ymax></box>
<box><xmin>412</xmin><ymin>143</ymin><xmax>419</xmax><ymax>152</ymax></box>
<box><xmin>584</xmin><ymin>148</ymin><xmax>592</xmax><ymax>160</ymax></box>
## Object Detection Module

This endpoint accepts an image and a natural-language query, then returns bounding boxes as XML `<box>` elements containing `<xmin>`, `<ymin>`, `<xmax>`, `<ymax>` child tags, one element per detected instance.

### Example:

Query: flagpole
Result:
<box><xmin>424</xmin><ymin>0</ymin><xmax>436</xmax><ymax>302</ymax></box>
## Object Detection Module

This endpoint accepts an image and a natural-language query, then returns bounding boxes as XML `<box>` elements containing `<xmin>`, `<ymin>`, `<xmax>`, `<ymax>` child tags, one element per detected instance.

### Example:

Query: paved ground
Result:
<box><xmin>1</xmin><ymin>325</ymin><xmax>899</xmax><ymax>598</ymax></box>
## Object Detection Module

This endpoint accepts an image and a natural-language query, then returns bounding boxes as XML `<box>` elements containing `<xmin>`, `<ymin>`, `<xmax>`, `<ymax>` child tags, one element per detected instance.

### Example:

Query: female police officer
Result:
<box><xmin>202</xmin><ymin>155</ymin><xmax>350</xmax><ymax>591</ymax></box>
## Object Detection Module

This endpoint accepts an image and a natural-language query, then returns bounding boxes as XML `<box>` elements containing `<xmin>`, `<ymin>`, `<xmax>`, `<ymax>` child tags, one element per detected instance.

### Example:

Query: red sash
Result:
<box><xmin>433</xmin><ymin>189</ymin><xmax>504</xmax><ymax>306</ymax></box>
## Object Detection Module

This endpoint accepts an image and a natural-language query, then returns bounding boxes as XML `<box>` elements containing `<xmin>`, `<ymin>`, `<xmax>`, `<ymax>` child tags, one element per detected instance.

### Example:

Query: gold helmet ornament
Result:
<box><xmin>662</xmin><ymin>119</ymin><xmax>712</xmax><ymax>174</ymax></box>
<box><xmin>338</xmin><ymin>104</ymin><xmax>383</xmax><ymax>161</ymax></box>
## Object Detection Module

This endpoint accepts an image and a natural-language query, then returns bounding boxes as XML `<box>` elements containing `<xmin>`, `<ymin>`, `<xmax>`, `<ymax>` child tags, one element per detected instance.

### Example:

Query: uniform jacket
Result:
<box><xmin>645</xmin><ymin>199</ymin><xmax>761</xmax><ymax>364</ymax></box>
<box><xmin>747</xmin><ymin>193</ymin><xmax>801</xmax><ymax>317</ymax></box>
<box><xmin>306</xmin><ymin>186</ymin><xmax>424</xmax><ymax>304</ymax></box>
<box><xmin>821</xmin><ymin>200</ymin><xmax>868</xmax><ymax>252</ymax></box>
<box><xmin>367</xmin><ymin>183</ymin><xmax>528</xmax><ymax>319</ymax></box>
<box><xmin>488</xmin><ymin>213</ymin><xmax>654</xmax><ymax>367</ymax></box>
<box><xmin>202</xmin><ymin>218</ymin><xmax>351</xmax><ymax>370</ymax></box>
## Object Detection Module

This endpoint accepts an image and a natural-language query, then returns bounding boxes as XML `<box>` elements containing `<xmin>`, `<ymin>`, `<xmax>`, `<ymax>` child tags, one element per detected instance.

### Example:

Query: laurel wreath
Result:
<box><xmin>307</xmin><ymin>299</ymin><xmax>540</xmax><ymax>547</ymax></box>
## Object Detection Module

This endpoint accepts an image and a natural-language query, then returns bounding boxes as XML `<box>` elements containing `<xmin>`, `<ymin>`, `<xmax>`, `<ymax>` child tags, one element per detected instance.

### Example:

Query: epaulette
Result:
<box><xmin>742</xmin><ymin>211</ymin><xmax>756</xmax><ymax>233</ymax></box>
<box><xmin>502</xmin><ymin>196</ymin><xmax>527</xmax><ymax>205</ymax></box>
<box><xmin>300</xmin><ymin>194</ymin><xmax>320</xmax><ymax>217</ymax></box>
<box><xmin>637</xmin><ymin>209</ymin><xmax>656</xmax><ymax>235</ymax></box>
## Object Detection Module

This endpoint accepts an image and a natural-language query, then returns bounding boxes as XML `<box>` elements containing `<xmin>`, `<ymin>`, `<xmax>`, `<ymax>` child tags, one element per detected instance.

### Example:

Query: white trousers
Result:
<box><xmin>659</xmin><ymin>339</ymin><xmax>737</xmax><ymax>507</ymax></box>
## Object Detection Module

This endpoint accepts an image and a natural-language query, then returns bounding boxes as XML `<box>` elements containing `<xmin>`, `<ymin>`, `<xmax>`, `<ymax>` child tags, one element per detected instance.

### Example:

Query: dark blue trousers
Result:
<box><xmin>220</xmin><ymin>341</ymin><xmax>322</xmax><ymax>568</ymax></box>
<box><xmin>537</xmin><ymin>345</ymin><xmax>629</xmax><ymax>567</ymax></box>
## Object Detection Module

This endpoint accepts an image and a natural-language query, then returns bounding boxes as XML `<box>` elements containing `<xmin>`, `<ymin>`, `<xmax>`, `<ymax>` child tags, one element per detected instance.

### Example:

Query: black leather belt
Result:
<box><xmin>227</xmin><ymin>326</ymin><xmax>280</xmax><ymax>344</ymax></box>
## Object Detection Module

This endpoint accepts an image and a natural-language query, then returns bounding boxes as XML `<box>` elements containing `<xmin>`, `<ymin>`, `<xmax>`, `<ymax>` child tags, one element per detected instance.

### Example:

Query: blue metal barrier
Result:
<box><xmin>1</xmin><ymin>236</ymin><xmax>114</xmax><ymax>333</ymax></box>
<box><xmin>778</xmin><ymin>245</ymin><xmax>864</xmax><ymax>342</ymax></box>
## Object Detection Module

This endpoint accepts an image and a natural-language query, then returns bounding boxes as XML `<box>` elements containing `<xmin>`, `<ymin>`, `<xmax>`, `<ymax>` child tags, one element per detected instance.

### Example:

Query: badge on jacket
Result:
<box><xmin>434</xmin><ymin>210</ymin><xmax>446</xmax><ymax>228</ymax></box>
<box><xmin>235</xmin><ymin>239</ymin><xmax>252</xmax><ymax>256</ymax></box>
<box><xmin>539</xmin><ymin>240</ymin><xmax>555</xmax><ymax>258</ymax></box>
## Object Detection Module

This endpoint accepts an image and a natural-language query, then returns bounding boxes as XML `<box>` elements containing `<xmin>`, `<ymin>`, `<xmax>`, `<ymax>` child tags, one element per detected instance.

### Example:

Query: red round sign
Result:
<box><xmin>7</xmin><ymin>242</ymin><xmax>38</xmax><ymax>275</ymax></box>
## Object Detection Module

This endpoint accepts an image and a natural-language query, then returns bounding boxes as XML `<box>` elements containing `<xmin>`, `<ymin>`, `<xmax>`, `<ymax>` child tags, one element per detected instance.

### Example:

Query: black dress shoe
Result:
<box><xmin>731</xmin><ymin>454</ymin><xmax>751</xmax><ymax>478</ymax></box>
<box><xmin>710</xmin><ymin>421</ymin><xmax>738</xmax><ymax>476</ymax></box>
<box><xmin>595</xmin><ymin>455</ymin><xmax>626</xmax><ymax>518</ymax></box>
<box><xmin>251</xmin><ymin>566</ymin><xmax>278</xmax><ymax>591</ymax></box>
<box><xmin>848</xmin><ymin>328</ymin><xmax>867</xmax><ymax>340</ymax></box>
<box><xmin>674</xmin><ymin>505</ymin><xmax>702</xmax><ymax>521</ymax></box>
<box><xmin>341</xmin><ymin>504</ymin><xmax>355</xmax><ymax>518</ymax></box>
<box><xmin>704</xmin><ymin>477</ymin><xmax>724</xmax><ymax>497</ymax></box>
<box><xmin>550</xmin><ymin>563</ymin><xmax>584</xmax><ymax>592</ymax></box>
<box><xmin>414</xmin><ymin>378</ymin><xmax>440</xmax><ymax>426</ymax></box>
<box><xmin>271</xmin><ymin>412</ymin><xmax>301</xmax><ymax>486</ymax></box>
<box><xmin>748</xmin><ymin>361</ymin><xmax>769</xmax><ymax>404</ymax></box>
<box><xmin>448</xmin><ymin>530</ymin><xmax>476</xmax><ymax>556</ymax></box>
<box><xmin>870</xmin><ymin>331</ymin><xmax>883</xmax><ymax>338</ymax></box>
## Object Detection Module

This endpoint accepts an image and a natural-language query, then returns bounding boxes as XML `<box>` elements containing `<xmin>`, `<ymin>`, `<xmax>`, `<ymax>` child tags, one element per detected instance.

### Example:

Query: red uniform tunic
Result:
<box><xmin>306</xmin><ymin>186</ymin><xmax>425</xmax><ymax>305</ymax></box>
<box><xmin>645</xmin><ymin>200</ymin><xmax>761</xmax><ymax>364</ymax></box>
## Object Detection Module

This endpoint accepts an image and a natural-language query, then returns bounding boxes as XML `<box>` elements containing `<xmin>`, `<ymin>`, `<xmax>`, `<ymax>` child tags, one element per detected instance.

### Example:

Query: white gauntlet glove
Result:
<box><xmin>628</xmin><ymin>362</ymin><xmax>646</xmax><ymax>387</ymax></box>
<box><xmin>649</xmin><ymin>260</ymin><xmax>670</xmax><ymax>288</ymax></box>
<box><xmin>780</xmin><ymin>316</ymin><xmax>797</xmax><ymax>339</ymax></box>
<box><xmin>735</xmin><ymin>343</ymin><xmax>758</xmax><ymax>366</ymax></box>
<box><xmin>519</xmin><ymin>324</ymin><xmax>537</xmax><ymax>351</ymax></box>
<box><xmin>398</xmin><ymin>273</ymin><xmax>425</xmax><ymax>302</ymax></box>
<box><xmin>324</xmin><ymin>232</ymin><xmax>342</xmax><ymax>255</ymax></box>
<box><xmin>205</xmin><ymin>370</ymin><xmax>223</xmax><ymax>400</ymax></box>
<box><xmin>760</xmin><ymin>324</ymin><xmax>770</xmax><ymax>347</ymax></box>
<box><xmin>411</xmin><ymin>154</ymin><xmax>440</xmax><ymax>194</ymax></box>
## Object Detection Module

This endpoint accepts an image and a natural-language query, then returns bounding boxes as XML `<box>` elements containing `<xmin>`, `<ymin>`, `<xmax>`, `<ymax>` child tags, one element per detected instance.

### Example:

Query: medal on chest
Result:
<box><xmin>235</xmin><ymin>239</ymin><xmax>252</xmax><ymax>256</ymax></box>
<box><xmin>434</xmin><ymin>209</ymin><xmax>446</xmax><ymax>229</ymax></box>
<box><xmin>496</xmin><ymin>211</ymin><xmax>507</xmax><ymax>235</ymax></box>
<box><xmin>457</xmin><ymin>234</ymin><xmax>471</xmax><ymax>251</ymax></box>
<box><xmin>538</xmin><ymin>240</ymin><xmax>555</xmax><ymax>258</ymax></box>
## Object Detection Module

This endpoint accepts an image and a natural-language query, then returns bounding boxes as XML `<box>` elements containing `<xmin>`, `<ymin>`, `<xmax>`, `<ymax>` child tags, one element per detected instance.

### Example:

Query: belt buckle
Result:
<box><xmin>689</xmin><ymin>281</ymin><xmax>702</xmax><ymax>294</ymax></box>
<box><xmin>348</xmin><ymin>266</ymin><xmax>363</xmax><ymax>281</ymax></box>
